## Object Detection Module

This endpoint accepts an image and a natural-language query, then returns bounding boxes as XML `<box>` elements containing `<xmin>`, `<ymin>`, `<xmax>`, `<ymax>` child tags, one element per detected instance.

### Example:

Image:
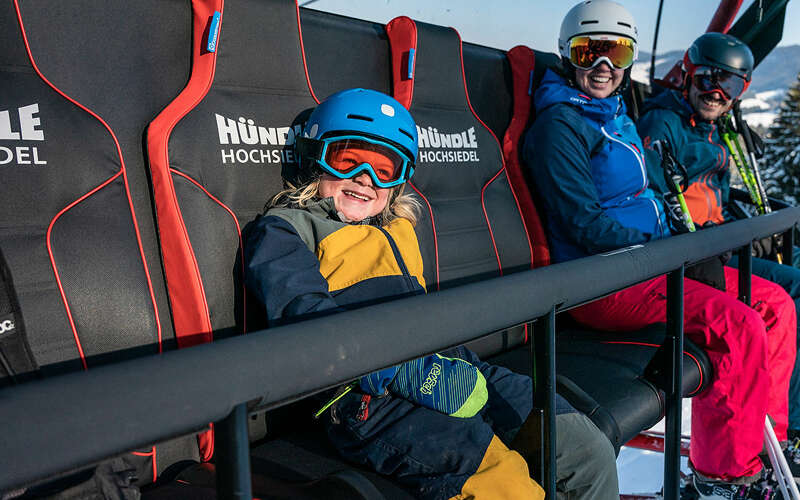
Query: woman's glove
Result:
<box><xmin>360</xmin><ymin>353</ymin><xmax>488</xmax><ymax>418</ymax></box>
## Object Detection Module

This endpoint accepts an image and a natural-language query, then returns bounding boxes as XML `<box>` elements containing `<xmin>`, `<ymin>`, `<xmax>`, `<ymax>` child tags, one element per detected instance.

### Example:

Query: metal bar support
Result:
<box><xmin>738</xmin><ymin>243</ymin><xmax>752</xmax><ymax>306</ymax></box>
<box><xmin>215</xmin><ymin>403</ymin><xmax>252</xmax><ymax>500</ymax></box>
<box><xmin>664</xmin><ymin>266</ymin><xmax>684</xmax><ymax>500</ymax></box>
<box><xmin>782</xmin><ymin>227</ymin><xmax>794</xmax><ymax>266</ymax></box>
<box><xmin>531</xmin><ymin>307</ymin><xmax>557</xmax><ymax>499</ymax></box>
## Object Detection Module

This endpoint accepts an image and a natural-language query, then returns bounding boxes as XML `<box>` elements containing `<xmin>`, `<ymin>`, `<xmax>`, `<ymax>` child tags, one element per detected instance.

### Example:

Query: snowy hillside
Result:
<box><xmin>632</xmin><ymin>45</ymin><xmax>800</xmax><ymax>130</ymax></box>
<box><xmin>740</xmin><ymin>89</ymin><xmax>786</xmax><ymax>129</ymax></box>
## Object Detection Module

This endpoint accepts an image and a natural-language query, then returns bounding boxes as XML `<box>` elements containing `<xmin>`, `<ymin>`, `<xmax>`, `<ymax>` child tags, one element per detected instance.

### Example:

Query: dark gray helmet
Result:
<box><xmin>685</xmin><ymin>33</ymin><xmax>754</xmax><ymax>82</ymax></box>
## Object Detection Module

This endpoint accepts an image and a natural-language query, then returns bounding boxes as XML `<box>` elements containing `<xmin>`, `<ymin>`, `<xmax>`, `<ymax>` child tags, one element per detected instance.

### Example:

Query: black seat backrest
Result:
<box><xmin>3</xmin><ymin>0</ymin><xmax>202</xmax><ymax>482</ymax></box>
<box><xmin>13</xmin><ymin>0</ymin><xmax>190</xmax><ymax>346</ymax></box>
<box><xmin>147</xmin><ymin>0</ymin><xmax>319</xmax><ymax>346</ymax></box>
<box><xmin>385</xmin><ymin>17</ymin><xmax>533</xmax><ymax>291</ymax></box>
<box><xmin>1</xmin><ymin>0</ymin><xmax>163</xmax><ymax>375</ymax></box>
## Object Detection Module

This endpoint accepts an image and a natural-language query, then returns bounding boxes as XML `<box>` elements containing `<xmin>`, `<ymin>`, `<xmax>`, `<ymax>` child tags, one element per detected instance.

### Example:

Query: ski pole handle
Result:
<box><xmin>675</xmin><ymin>191</ymin><xmax>696</xmax><ymax>232</ymax></box>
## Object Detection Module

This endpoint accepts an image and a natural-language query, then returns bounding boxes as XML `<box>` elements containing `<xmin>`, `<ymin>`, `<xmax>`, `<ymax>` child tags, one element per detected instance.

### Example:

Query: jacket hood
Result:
<box><xmin>534</xmin><ymin>69</ymin><xmax>626</xmax><ymax>124</ymax></box>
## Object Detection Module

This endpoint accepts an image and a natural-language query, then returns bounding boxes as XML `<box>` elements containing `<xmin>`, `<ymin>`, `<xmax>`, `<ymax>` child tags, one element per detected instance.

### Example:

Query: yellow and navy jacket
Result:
<box><xmin>243</xmin><ymin>197</ymin><xmax>425</xmax><ymax>324</ymax></box>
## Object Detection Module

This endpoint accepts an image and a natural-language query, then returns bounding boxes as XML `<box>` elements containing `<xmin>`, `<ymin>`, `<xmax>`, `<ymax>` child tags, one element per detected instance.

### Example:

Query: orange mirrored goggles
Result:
<box><xmin>567</xmin><ymin>35</ymin><xmax>637</xmax><ymax>70</ymax></box>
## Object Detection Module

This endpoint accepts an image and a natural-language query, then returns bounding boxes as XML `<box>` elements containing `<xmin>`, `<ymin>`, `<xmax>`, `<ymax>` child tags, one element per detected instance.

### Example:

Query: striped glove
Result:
<box><xmin>360</xmin><ymin>353</ymin><xmax>488</xmax><ymax>418</ymax></box>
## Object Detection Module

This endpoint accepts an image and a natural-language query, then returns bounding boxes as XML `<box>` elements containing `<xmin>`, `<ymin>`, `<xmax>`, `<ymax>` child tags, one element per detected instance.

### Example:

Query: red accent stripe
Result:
<box><xmin>601</xmin><ymin>341</ymin><xmax>704</xmax><ymax>395</ymax></box>
<box><xmin>130</xmin><ymin>446</ymin><xmax>158</xmax><ymax>482</ymax></box>
<box><xmin>408</xmin><ymin>182</ymin><xmax>440</xmax><ymax>290</ymax></box>
<box><xmin>503</xmin><ymin>45</ymin><xmax>550</xmax><ymax>268</ymax></box>
<box><xmin>385</xmin><ymin>16</ymin><xmax>417</xmax><ymax>110</ymax></box>
<box><xmin>14</xmin><ymin>0</ymin><xmax>163</xmax><ymax>362</ymax></box>
<box><xmin>170</xmin><ymin>168</ymin><xmax>246</xmax><ymax>333</ymax></box>
<box><xmin>709</xmin><ymin>124</ymin><xmax>728</xmax><ymax>173</ymax></box>
<box><xmin>625</xmin><ymin>431</ymin><xmax>691</xmax><ymax>456</ymax></box>
<box><xmin>151</xmin><ymin>445</ymin><xmax>158</xmax><ymax>482</ymax></box>
<box><xmin>147</xmin><ymin>0</ymin><xmax>223</xmax><ymax>350</ymax></box>
<box><xmin>481</xmin><ymin>168</ymin><xmax>505</xmax><ymax>275</ymax></box>
<box><xmin>295</xmin><ymin>0</ymin><xmax>320</xmax><ymax>105</ymax></box>
<box><xmin>145</xmin><ymin>0</ymin><xmax>225</xmax><ymax>462</ymax></box>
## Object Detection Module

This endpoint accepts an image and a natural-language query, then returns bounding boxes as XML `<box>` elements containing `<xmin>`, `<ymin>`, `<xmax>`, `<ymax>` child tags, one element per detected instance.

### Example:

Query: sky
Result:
<box><xmin>301</xmin><ymin>0</ymin><xmax>800</xmax><ymax>55</ymax></box>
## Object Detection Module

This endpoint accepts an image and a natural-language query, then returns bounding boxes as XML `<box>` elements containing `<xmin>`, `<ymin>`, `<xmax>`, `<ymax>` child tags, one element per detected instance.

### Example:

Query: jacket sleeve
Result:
<box><xmin>523</xmin><ymin>105</ymin><xmax>651</xmax><ymax>255</ymax></box>
<box><xmin>243</xmin><ymin>215</ymin><xmax>342</xmax><ymax>324</ymax></box>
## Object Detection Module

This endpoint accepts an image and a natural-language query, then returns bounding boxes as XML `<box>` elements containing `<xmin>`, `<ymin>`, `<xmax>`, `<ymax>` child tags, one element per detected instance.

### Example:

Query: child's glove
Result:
<box><xmin>360</xmin><ymin>353</ymin><xmax>488</xmax><ymax>418</ymax></box>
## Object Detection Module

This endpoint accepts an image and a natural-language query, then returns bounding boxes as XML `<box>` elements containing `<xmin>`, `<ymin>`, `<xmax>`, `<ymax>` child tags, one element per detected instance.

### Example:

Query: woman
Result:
<box><xmin>244</xmin><ymin>88</ymin><xmax>617</xmax><ymax>499</ymax></box>
<box><xmin>523</xmin><ymin>1</ymin><xmax>796</xmax><ymax>497</ymax></box>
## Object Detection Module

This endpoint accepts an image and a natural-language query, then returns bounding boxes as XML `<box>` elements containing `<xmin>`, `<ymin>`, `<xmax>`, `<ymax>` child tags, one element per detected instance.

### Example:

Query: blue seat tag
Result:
<box><xmin>207</xmin><ymin>11</ymin><xmax>221</xmax><ymax>53</ymax></box>
<box><xmin>528</xmin><ymin>70</ymin><xmax>534</xmax><ymax>96</ymax></box>
<box><xmin>407</xmin><ymin>48</ymin><xmax>415</xmax><ymax>79</ymax></box>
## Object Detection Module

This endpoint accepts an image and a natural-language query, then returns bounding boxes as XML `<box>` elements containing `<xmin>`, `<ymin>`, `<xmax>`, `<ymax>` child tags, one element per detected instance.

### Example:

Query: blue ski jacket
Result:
<box><xmin>637</xmin><ymin>89</ymin><xmax>731</xmax><ymax>226</ymax></box>
<box><xmin>523</xmin><ymin>70</ymin><xmax>669</xmax><ymax>263</ymax></box>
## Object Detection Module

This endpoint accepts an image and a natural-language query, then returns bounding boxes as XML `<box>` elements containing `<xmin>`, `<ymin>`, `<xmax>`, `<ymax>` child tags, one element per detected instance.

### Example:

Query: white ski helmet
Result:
<box><xmin>558</xmin><ymin>0</ymin><xmax>639</xmax><ymax>59</ymax></box>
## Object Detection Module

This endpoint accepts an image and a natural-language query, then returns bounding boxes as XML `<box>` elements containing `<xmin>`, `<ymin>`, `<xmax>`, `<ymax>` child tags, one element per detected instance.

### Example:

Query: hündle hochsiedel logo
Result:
<box><xmin>0</xmin><ymin>103</ymin><xmax>47</xmax><ymax>166</ymax></box>
<box><xmin>215</xmin><ymin>113</ymin><xmax>301</xmax><ymax>166</ymax></box>
<box><xmin>416</xmin><ymin>125</ymin><xmax>480</xmax><ymax>164</ymax></box>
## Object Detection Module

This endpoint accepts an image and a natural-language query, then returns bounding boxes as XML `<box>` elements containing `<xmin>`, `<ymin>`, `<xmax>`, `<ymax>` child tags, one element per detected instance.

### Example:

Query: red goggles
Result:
<box><xmin>691</xmin><ymin>66</ymin><xmax>748</xmax><ymax>100</ymax></box>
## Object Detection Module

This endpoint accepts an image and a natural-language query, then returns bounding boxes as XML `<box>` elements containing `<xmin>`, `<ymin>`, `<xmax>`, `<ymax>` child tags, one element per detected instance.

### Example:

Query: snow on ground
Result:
<box><xmin>617</xmin><ymin>399</ymin><xmax>692</xmax><ymax>495</ymax></box>
<box><xmin>743</xmin><ymin>111</ymin><xmax>779</xmax><ymax>129</ymax></box>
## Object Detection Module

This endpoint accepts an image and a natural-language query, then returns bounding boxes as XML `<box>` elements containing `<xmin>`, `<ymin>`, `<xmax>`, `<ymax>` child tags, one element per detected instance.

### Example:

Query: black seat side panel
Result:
<box><xmin>2</xmin><ymin>1</ymin><xmax>161</xmax><ymax>372</ymax></box>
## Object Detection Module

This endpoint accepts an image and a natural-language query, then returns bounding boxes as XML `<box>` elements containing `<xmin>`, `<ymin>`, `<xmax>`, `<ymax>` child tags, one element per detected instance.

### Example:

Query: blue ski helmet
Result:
<box><xmin>292</xmin><ymin>89</ymin><xmax>419</xmax><ymax>187</ymax></box>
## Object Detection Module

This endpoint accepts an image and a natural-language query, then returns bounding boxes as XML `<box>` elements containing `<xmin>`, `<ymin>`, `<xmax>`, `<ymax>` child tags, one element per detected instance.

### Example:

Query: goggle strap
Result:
<box><xmin>294</xmin><ymin>137</ymin><xmax>324</xmax><ymax>160</ymax></box>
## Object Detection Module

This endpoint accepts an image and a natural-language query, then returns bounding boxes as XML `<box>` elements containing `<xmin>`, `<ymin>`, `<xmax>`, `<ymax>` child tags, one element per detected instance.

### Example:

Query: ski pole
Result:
<box><xmin>653</xmin><ymin>139</ymin><xmax>696</xmax><ymax>232</ymax></box>
<box><xmin>764</xmin><ymin>415</ymin><xmax>800</xmax><ymax>500</ymax></box>
<box><xmin>721</xmin><ymin>116</ymin><xmax>764</xmax><ymax>213</ymax></box>
<box><xmin>731</xmin><ymin>106</ymin><xmax>784</xmax><ymax>263</ymax></box>
<box><xmin>733</xmin><ymin>103</ymin><xmax>772</xmax><ymax>215</ymax></box>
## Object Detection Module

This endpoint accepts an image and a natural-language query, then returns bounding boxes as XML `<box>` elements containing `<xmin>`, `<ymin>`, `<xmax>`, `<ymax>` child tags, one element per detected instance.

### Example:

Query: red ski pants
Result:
<box><xmin>570</xmin><ymin>267</ymin><xmax>796</xmax><ymax>481</ymax></box>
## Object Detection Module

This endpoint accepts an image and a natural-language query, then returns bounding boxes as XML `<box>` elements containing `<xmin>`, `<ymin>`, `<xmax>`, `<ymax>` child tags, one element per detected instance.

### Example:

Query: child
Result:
<box><xmin>244</xmin><ymin>88</ymin><xmax>616</xmax><ymax>499</ymax></box>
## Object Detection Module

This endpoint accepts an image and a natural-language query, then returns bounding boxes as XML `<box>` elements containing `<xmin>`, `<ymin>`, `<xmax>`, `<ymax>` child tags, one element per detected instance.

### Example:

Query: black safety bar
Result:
<box><xmin>0</xmin><ymin>208</ymin><xmax>798</xmax><ymax>499</ymax></box>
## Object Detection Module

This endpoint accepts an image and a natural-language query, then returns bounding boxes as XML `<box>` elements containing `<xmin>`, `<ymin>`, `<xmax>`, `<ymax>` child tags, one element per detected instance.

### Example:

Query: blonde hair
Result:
<box><xmin>267</xmin><ymin>178</ymin><xmax>421</xmax><ymax>226</ymax></box>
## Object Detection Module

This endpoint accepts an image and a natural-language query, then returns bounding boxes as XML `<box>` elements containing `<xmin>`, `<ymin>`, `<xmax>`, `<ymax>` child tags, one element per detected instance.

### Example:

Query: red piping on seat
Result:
<box><xmin>14</xmin><ymin>0</ymin><xmax>163</xmax><ymax>363</ymax></box>
<box><xmin>131</xmin><ymin>446</ymin><xmax>158</xmax><ymax>482</ymax></box>
<box><xmin>46</xmin><ymin>172</ymin><xmax>123</xmax><ymax>370</ymax></box>
<box><xmin>454</xmin><ymin>29</ymin><xmax>533</xmax><ymax>275</ymax></box>
<box><xmin>295</xmin><ymin>0</ymin><xmax>320</xmax><ymax>105</ymax></box>
<box><xmin>601</xmin><ymin>341</ymin><xmax>705</xmax><ymax>395</ymax></box>
<box><xmin>481</xmin><ymin>168</ymin><xmax>505</xmax><ymax>275</ymax></box>
<box><xmin>170</xmin><ymin>168</ymin><xmax>247</xmax><ymax>333</ymax></box>
<box><xmin>408</xmin><ymin>182</ymin><xmax>440</xmax><ymax>290</ymax></box>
